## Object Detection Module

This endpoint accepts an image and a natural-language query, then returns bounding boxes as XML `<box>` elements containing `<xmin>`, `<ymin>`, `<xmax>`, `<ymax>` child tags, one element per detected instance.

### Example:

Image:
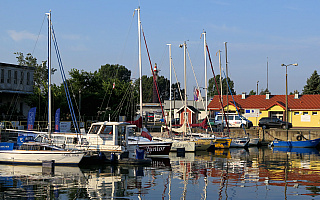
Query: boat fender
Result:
<box><xmin>296</xmin><ymin>135</ymin><xmax>303</xmax><ymax>141</ymax></box>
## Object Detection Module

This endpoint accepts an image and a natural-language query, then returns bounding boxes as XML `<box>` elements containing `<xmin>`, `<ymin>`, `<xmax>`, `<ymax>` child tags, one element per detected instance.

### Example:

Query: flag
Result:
<box><xmin>141</xmin><ymin>127</ymin><xmax>152</xmax><ymax>141</ymax></box>
<box><xmin>127</xmin><ymin>117</ymin><xmax>142</xmax><ymax>128</ymax></box>
<box><xmin>27</xmin><ymin>107</ymin><xmax>36</xmax><ymax>130</ymax></box>
<box><xmin>55</xmin><ymin>108</ymin><xmax>60</xmax><ymax>132</ymax></box>
<box><xmin>194</xmin><ymin>88</ymin><xmax>199</xmax><ymax>101</ymax></box>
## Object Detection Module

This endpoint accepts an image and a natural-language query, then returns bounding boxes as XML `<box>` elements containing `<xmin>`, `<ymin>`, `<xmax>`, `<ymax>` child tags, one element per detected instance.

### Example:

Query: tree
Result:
<box><xmin>99</xmin><ymin>64</ymin><xmax>131</xmax><ymax>83</ymax></box>
<box><xmin>134</xmin><ymin>75</ymin><xmax>172</xmax><ymax>103</ymax></box>
<box><xmin>302</xmin><ymin>70</ymin><xmax>320</xmax><ymax>94</ymax></box>
<box><xmin>208</xmin><ymin>75</ymin><xmax>236</xmax><ymax>97</ymax></box>
<box><xmin>259</xmin><ymin>88</ymin><xmax>270</xmax><ymax>95</ymax></box>
<box><xmin>249</xmin><ymin>90</ymin><xmax>256</xmax><ymax>95</ymax></box>
<box><xmin>171</xmin><ymin>82</ymin><xmax>185</xmax><ymax>100</ymax></box>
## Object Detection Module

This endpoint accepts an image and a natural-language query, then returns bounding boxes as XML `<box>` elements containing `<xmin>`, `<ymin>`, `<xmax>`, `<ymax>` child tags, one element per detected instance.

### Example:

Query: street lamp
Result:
<box><xmin>281</xmin><ymin>63</ymin><xmax>298</xmax><ymax>131</ymax></box>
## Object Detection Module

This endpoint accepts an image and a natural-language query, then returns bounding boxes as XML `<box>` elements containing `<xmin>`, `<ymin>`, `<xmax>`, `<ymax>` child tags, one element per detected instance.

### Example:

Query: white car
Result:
<box><xmin>215</xmin><ymin>114</ymin><xmax>253</xmax><ymax>128</ymax></box>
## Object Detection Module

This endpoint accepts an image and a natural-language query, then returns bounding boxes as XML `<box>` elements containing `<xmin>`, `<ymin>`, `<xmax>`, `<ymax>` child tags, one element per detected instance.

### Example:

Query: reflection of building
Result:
<box><xmin>208</xmin><ymin>93</ymin><xmax>320</xmax><ymax>127</ymax></box>
<box><xmin>0</xmin><ymin>62</ymin><xmax>34</xmax><ymax>119</ymax></box>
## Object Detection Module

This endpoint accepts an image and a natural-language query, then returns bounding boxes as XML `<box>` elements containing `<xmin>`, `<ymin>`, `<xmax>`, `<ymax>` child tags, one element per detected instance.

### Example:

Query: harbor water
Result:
<box><xmin>1</xmin><ymin>147</ymin><xmax>320</xmax><ymax>199</ymax></box>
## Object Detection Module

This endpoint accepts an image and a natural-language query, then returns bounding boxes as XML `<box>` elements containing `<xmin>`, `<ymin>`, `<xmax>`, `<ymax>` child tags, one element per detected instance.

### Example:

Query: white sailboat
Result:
<box><xmin>0</xmin><ymin>11</ymin><xmax>84</xmax><ymax>165</ymax></box>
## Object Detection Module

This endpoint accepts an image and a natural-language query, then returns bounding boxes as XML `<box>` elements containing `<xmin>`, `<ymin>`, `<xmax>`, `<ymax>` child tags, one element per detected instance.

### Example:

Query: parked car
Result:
<box><xmin>258</xmin><ymin>117</ymin><xmax>292</xmax><ymax>129</ymax></box>
<box><xmin>215</xmin><ymin>113</ymin><xmax>253</xmax><ymax>128</ymax></box>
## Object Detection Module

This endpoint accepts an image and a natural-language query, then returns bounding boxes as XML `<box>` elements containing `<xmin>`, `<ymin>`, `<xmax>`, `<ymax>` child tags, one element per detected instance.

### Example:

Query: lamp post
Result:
<box><xmin>281</xmin><ymin>63</ymin><xmax>298</xmax><ymax>130</ymax></box>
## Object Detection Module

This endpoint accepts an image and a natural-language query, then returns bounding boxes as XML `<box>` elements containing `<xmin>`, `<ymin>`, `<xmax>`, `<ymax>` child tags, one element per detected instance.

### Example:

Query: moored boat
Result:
<box><xmin>0</xmin><ymin>141</ymin><xmax>84</xmax><ymax>165</ymax></box>
<box><xmin>230</xmin><ymin>137</ymin><xmax>250</xmax><ymax>148</ymax></box>
<box><xmin>270</xmin><ymin>138</ymin><xmax>320</xmax><ymax>148</ymax></box>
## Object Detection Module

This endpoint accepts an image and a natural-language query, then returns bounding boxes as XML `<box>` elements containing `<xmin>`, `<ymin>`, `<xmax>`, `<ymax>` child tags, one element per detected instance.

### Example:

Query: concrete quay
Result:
<box><xmin>148</xmin><ymin>127</ymin><xmax>320</xmax><ymax>146</ymax></box>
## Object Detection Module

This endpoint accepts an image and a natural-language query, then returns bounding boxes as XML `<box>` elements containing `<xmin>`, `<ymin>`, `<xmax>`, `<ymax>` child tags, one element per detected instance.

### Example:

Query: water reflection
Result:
<box><xmin>1</xmin><ymin>147</ymin><xmax>320</xmax><ymax>199</ymax></box>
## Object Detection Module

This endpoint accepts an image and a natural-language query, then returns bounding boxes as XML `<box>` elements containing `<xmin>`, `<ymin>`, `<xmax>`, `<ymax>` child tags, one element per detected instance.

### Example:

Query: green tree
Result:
<box><xmin>208</xmin><ymin>75</ymin><xmax>236</xmax><ymax>97</ymax></box>
<box><xmin>302</xmin><ymin>70</ymin><xmax>320</xmax><ymax>94</ymax></box>
<box><xmin>171</xmin><ymin>82</ymin><xmax>185</xmax><ymax>100</ymax></box>
<box><xmin>249</xmin><ymin>90</ymin><xmax>256</xmax><ymax>95</ymax></box>
<box><xmin>99</xmin><ymin>64</ymin><xmax>131</xmax><ymax>83</ymax></box>
<box><xmin>259</xmin><ymin>88</ymin><xmax>270</xmax><ymax>95</ymax></box>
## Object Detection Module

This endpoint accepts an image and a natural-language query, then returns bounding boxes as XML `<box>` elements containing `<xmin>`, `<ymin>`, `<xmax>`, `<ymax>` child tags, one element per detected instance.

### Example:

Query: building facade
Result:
<box><xmin>0</xmin><ymin>62</ymin><xmax>35</xmax><ymax>120</ymax></box>
<box><xmin>207</xmin><ymin>93</ymin><xmax>320</xmax><ymax>128</ymax></box>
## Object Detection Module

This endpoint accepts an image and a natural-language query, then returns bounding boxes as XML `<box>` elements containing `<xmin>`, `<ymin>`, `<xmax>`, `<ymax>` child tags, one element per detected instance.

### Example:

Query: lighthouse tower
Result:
<box><xmin>153</xmin><ymin>63</ymin><xmax>159</xmax><ymax>103</ymax></box>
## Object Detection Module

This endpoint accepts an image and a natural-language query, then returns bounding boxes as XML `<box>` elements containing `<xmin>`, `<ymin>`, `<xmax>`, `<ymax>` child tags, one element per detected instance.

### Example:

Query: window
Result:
<box><xmin>20</xmin><ymin>71</ymin><xmax>24</xmax><ymax>84</ymax></box>
<box><xmin>88</xmin><ymin>125</ymin><xmax>101</xmax><ymax>134</ymax></box>
<box><xmin>294</xmin><ymin>112</ymin><xmax>299</xmax><ymax>115</ymax></box>
<box><xmin>14</xmin><ymin>71</ymin><xmax>17</xmax><ymax>84</ymax></box>
<box><xmin>0</xmin><ymin>69</ymin><xmax>3</xmax><ymax>83</ymax></box>
<box><xmin>27</xmin><ymin>72</ymin><xmax>30</xmax><ymax>85</ymax></box>
<box><xmin>7</xmin><ymin>70</ymin><xmax>11</xmax><ymax>83</ymax></box>
<box><xmin>312</xmin><ymin>111</ymin><xmax>318</xmax><ymax>115</ymax></box>
<box><xmin>303</xmin><ymin>112</ymin><xmax>308</xmax><ymax>115</ymax></box>
<box><xmin>100</xmin><ymin>125</ymin><xmax>113</xmax><ymax>140</ymax></box>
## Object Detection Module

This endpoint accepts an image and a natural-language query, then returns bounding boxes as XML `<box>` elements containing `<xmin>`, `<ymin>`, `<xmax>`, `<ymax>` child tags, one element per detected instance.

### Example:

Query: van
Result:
<box><xmin>215</xmin><ymin>113</ymin><xmax>253</xmax><ymax>128</ymax></box>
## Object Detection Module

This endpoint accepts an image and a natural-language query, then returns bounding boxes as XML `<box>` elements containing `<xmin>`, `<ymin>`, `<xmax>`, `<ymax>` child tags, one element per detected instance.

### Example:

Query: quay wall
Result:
<box><xmin>227</xmin><ymin>128</ymin><xmax>320</xmax><ymax>143</ymax></box>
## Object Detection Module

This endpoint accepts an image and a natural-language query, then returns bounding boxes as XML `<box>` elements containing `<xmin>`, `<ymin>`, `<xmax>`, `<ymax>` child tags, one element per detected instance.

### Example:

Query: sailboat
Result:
<box><xmin>0</xmin><ymin>11</ymin><xmax>84</xmax><ymax>165</ymax></box>
<box><xmin>125</xmin><ymin>7</ymin><xmax>172</xmax><ymax>157</ymax></box>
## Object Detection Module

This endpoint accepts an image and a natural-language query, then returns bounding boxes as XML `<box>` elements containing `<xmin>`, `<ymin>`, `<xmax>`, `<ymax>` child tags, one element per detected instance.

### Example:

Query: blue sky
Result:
<box><xmin>1</xmin><ymin>1</ymin><xmax>319</xmax><ymax>98</ymax></box>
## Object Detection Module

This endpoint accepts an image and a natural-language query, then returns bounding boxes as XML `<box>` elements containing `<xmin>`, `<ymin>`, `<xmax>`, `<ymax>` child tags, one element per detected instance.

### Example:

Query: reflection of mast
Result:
<box><xmin>182</xmin><ymin>161</ymin><xmax>188</xmax><ymax>200</ymax></box>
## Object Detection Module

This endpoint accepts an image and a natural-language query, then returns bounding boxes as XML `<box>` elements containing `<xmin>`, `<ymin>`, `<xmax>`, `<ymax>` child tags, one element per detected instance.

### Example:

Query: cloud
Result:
<box><xmin>61</xmin><ymin>34</ymin><xmax>81</xmax><ymax>40</ymax></box>
<box><xmin>7</xmin><ymin>30</ymin><xmax>41</xmax><ymax>41</ymax></box>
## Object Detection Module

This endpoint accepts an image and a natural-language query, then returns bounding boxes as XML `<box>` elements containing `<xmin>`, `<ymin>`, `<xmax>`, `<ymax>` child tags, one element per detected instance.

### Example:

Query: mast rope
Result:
<box><xmin>206</xmin><ymin>44</ymin><xmax>230</xmax><ymax>133</ymax></box>
<box><xmin>186</xmin><ymin>49</ymin><xmax>214</xmax><ymax>132</ymax></box>
<box><xmin>141</xmin><ymin>26</ymin><xmax>170</xmax><ymax>136</ymax></box>
<box><xmin>221</xmin><ymin>69</ymin><xmax>247</xmax><ymax>135</ymax></box>
<box><xmin>50</xmin><ymin>22</ymin><xmax>80</xmax><ymax>133</ymax></box>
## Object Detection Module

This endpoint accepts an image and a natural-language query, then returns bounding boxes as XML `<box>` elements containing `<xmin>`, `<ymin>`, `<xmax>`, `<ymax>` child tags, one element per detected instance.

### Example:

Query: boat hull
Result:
<box><xmin>271</xmin><ymin>138</ymin><xmax>320</xmax><ymax>148</ymax></box>
<box><xmin>170</xmin><ymin>141</ymin><xmax>196</xmax><ymax>152</ymax></box>
<box><xmin>194</xmin><ymin>138</ymin><xmax>215</xmax><ymax>151</ymax></box>
<box><xmin>136</xmin><ymin>142</ymin><xmax>172</xmax><ymax>157</ymax></box>
<box><xmin>0</xmin><ymin>150</ymin><xmax>84</xmax><ymax>165</ymax></box>
<box><xmin>249</xmin><ymin>138</ymin><xmax>260</xmax><ymax>146</ymax></box>
<box><xmin>230</xmin><ymin>138</ymin><xmax>250</xmax><ymax>148</ymax></box>
<box><xmin>213</xmin><ymin>138</ymin><xmax>232</xmax><ymax>149</ymax></box>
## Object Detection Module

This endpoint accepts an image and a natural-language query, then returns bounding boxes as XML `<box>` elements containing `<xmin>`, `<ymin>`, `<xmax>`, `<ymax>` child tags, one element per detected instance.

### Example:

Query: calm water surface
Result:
<box><xmin>1</xmin><ymin>147</ymin><xmax>320</xmax><ymax>199</ymax></box>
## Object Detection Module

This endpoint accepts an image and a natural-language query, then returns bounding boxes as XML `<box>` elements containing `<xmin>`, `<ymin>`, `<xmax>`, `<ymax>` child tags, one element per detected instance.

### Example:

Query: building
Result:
<box><xmin>207</xmin><ymin>93</ymin><xmax>320</xmax><ymax>127</ymax></box>
<box><xmin>176</xmin><ymin>105</ymin><xmax>200</xmax><ymax>124</ymax></box>
<box><xmin>0</xmin><ymin>62</ymin><xmax>35</xmax><ymax>120</ymax></box>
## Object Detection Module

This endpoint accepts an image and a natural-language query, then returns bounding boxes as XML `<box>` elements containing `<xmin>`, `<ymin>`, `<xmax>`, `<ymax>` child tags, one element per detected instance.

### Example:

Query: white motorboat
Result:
<box><xmin>248</xmin><ymin>138</ymin><xmax>260</xmax><ymax>146</ymax></box>
<box><xmin>230</xmin><ymin>137</ymin><xmax>250</xmax><ymax>148</ymax></box>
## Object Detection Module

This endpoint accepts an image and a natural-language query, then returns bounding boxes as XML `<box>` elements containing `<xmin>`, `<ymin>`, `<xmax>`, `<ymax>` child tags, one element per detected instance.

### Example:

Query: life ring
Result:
<box><xmin>296</xmin><ymin>135</ymin><xmax>303</xmax><ymax>141</ymax></box>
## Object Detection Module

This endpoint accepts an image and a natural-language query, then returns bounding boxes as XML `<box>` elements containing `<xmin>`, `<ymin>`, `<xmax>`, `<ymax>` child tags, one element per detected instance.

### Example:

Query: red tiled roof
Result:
<box><xmin>208</xmin><ymin>94</ymin><xmax>320</xmax><ymax>111</ymax></box>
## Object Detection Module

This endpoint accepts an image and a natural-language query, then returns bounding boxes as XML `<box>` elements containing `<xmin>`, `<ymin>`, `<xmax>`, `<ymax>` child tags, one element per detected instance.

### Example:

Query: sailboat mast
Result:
<box><xmin>136</xmin><ymin>7</ymin><xmax>143</xmax><ymax>123</ymax></box>
<box><xmin>225</xmin><ymin>42</ymin><xmax>228</xmax><ymax>114</ymax></box>
<box><xmin>203</xmin><ymin>31</ymin><xmax>207</xmax><ymax>119</ymax></box>
<box><xmin>46</xmin><ymin>11</ymin><xmax>52</xmax><ymax>136</ymax></box>
<box><xmin>183</xmin><ymin>41</ymin><xmax>187</xmax><ymax>135</ymax></box>
<box><xmin>218</xmin><ymin>50</ymin><xmax>223</xmax><ymax>114</ymax></box>
<box><xmin>167</xmin><ymin>44</ymin><xmax>172</xmax><ymax>132</ymax></box>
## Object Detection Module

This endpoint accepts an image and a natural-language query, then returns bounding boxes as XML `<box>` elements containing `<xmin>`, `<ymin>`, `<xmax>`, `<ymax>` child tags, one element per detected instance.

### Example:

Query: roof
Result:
<box><xmin>177</xmin><ymin>105</ymin><xmax>200</xmax><ymax>113</ymax></box>
<box><xmin>207</xmin><ymin>94</ymin><xmax>320</xmax><ymax>111</ymax></box>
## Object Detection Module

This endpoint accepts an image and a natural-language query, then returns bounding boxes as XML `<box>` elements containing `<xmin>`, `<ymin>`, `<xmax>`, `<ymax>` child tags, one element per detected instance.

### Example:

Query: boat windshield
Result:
<box><xmin>88</xmin><ymin>125</ymin><xmax>101</xmax><ymax>134</ymax></box>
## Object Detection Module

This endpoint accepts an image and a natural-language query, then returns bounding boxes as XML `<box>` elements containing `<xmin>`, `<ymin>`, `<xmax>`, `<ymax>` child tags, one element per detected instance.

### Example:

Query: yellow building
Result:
<box><xmin>207</xmin><ymin>93</ymin><xmax>320</xmax><ymax>128</ymax></box>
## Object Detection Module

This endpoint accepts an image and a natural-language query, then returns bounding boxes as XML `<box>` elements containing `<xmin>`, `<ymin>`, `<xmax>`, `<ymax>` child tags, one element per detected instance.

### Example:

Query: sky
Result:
<box><xmin>1</xmin><ymin>0</ymin><xmax>320</xmax><ymax>99</ymax></box>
